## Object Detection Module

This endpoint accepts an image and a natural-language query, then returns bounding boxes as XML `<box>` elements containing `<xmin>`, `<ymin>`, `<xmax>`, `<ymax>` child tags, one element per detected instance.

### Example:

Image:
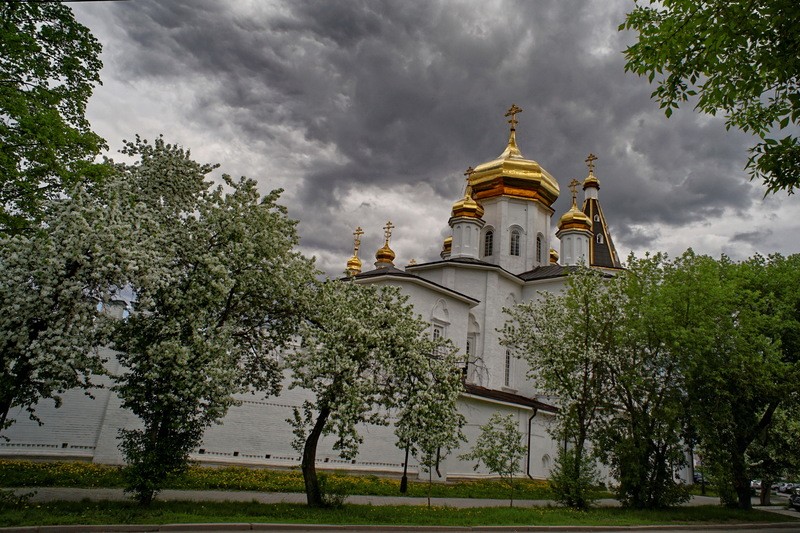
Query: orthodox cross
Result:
<box><xmin>383</xmin><ymin>221</ymin><xmax>395</xmax><ymax>243</ymax></box>
<box><xmin>463</xmin><ymin>166</ymin><xmax>475</xmax><ymax>194</ymax></box>
<box><xmin>505</xmin><ymin>104</ymin><xmax>523</xmax><ymax>131</ymax></box>
<box><xmin>585</xmin><ymin>153</ymin><xmax>598</xmax><ymax>174</ymax></box>
<box><xmin>352</xmin><ymin>226</ymin><xmax>363</xmax><ymax>255</ymax></box>
<box><xmin>569</xmin><ymin>179</ymin><xmax>580</xmax><ymax>203</ymax></box>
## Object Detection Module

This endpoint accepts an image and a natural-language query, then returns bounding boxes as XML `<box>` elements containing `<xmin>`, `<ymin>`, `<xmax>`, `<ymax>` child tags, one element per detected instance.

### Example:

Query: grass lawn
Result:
<box><xmin>0</xmin><ymin>460</ymin><xmax>579</xmax><ymax>500</ymax></box>
<box><xmin>0</xmin><ymin>500</ymin><xmax>796</xmax><ymax>528</ymax></box>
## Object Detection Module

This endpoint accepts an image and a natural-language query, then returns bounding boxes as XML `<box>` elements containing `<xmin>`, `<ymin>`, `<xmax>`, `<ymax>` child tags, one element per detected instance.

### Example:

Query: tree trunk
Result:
<box><xmin>400</xmin><ymin>443</ymin><xmax>410</xmax><ymax>494</ymax></box>
<box><xmin>301</xmin><ymin>406</ymin><xmax>330</xmax><ymax>507</ymax></box>
<box><xmin>760</xmin><ymin>479</ymin><xmax>771</xmax><ymax>506</ymax></box>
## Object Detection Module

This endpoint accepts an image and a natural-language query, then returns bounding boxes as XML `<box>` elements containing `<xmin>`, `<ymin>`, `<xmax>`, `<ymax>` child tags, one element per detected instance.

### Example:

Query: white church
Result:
<box><xmin>2</xmin><ymin>105</ymin><xmax>623</xmax><ymax>481</ymax></box>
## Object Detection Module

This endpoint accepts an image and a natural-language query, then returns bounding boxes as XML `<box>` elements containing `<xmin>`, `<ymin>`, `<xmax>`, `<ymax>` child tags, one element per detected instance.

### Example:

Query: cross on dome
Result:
<box><xmin>505</xmin><ymin>104</ymin><xmax>523</xmax><ymax>131</ymax></box>
<box><xmin>569</xmin><ymin>178</ymin><xmax>580</xmax><ymax>203</ymax></box>
<box><xmin>352</xmin><ymin>226</ymin><xmax>363</xmax><ymax>255</ymax></box>
<box><xmin>585</xmin><ymin>153</ymin><xmax>598</xmax><ymax>174</ymax></box>
<box><xmin>383</xmin><ymin>221</ymin><xmax>395</xmax><ymax>243</ymax></box>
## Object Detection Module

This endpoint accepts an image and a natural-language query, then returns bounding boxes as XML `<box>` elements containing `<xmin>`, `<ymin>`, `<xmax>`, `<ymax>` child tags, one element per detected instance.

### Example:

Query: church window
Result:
<box><xmin>464</xmin><ymin>334</ymin><xmax>476</xmax><ymax>377</ymax></box>
<box><xmin>504</xmin><ymin>349</ymin><xmax>512</xmax><ymax>387</ymax></box>
<box><xmin>536</xmin><ymin>235</ymin><xmax>543</xmax><ymax>263</ymax></box>
<box><xmin>484</xmin><ymin>230</ymin><xmax>494</xmax><ymax>257</ymax></box>
<box><xmin>432</xmin><ymin>324</ymin><xmax>445</xmax><ymax>356</ymax></box>
<box><xmin>510</xmin><ymin>229</ymin><xmax>520</xmax><ymax>256</ymax></box>
<box><xmin>594</xmin><ymin>214</ymin><xmax>600</xmax><ymax>222</ymax></box>
<box><xmin>597</xmin><ymin>234</ymin><xmax>604</xmax><ymax>244</ymax></box>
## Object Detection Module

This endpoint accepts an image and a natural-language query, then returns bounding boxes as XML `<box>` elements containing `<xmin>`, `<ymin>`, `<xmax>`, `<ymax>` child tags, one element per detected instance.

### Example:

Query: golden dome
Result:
<box><xmin>346</xmin><ymin>226</ymin><xmax>364</xmax><ymax>276</ymax></box>
<box><xmin>443</xmin><ymin>236</ymin><xmax>453</xmax><ymax>252</ymax></box>
<box><xmin>346</xmin><ymin>254</ymin><xmax>362</xmax><ymax>275</ymax></box>
<box><xmin>375</xmin><ymin>243</ymin><xmax>396</xmax><ymax>264</ymax></box>
<box><xmin>469</xmin><ymin>128</ymin><xmax>560</xmax><ymax>208</ymax></box>
<box><xmin>374</xmin><ymin>221</ymin><xmax>396</xmax><ymax>267</ymax></box>
<box><xmin>549</xmin><ymin>248</ymin><xmax>559</xmax><ymax>264</ymax></box>
<box><xmin>583</xmin><ymin>173</ymin><xmax>600</xmax><ymax>190</ymax></box>
<box><xmin>451</xmin><ymin>185</ymin><xmax>484</xmax><ymax>219</ymax></box>
<box><xmin>558</xmin><ymin>198</ymin><xmax>592</xmax><ymax>232</ymax></box>
<box><xmin>583</xmin><ymin>153</ymin><xmax>600</xmax><ymax>190</ymax></box>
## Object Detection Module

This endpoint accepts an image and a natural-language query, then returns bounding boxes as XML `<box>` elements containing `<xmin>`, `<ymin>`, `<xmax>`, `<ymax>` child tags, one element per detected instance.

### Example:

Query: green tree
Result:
<box><xmin>748</xmin><ymin>408</ymin><xmax>800</xmax><ymax>505</ymax></box>
<box><xmin>110</xmin><ymin>137</ymin><xmax>317</xmax><ymax>505</ymax></box>
<box><xmin>460</xmin><ymin>413</ymin><xmax>526</xmax><ymax>507</ymax></box>
<box><xmin>0</xmin><ymin>2</ymin><xmax>105</xmax><ymax>233</ymax></box>
<box><xmin>504</xmin><ymin>267</ymin><xmax>615</xmax><ymax>509</ymax></box>
<box><xmin>0</xmin><ymin>180</ymin><xmax>131</xmax><ymax>435</ymax></box>
<box><xmin>288</xmin><ymin>281</ymin><xmax>463</xmax><ymax>507</ymax></box>
<box><xmin>594</xmin><ymin>253</ymin><xmax>690</xmax><ymax>508</ymax></box>
<box><xmin>666</xmin><ymin>251</ymin><xmax>800</xmax><ymax>509</ymax></box>
<box><xmin>620</xmin><ymin>0</ymin><xmax>800</xmax><ymax>194</ymax></box>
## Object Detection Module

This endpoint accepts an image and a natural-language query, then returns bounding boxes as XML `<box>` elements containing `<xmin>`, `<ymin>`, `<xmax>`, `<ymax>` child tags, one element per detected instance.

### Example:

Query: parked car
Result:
<box><xmin>789</xmin><ymin>487</ymin><xmax>800</xmax><ymax>511</ymax></box>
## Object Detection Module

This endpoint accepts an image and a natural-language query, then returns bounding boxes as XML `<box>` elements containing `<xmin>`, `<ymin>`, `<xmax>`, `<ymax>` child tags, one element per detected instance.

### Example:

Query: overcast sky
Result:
<box><xmin>72</xmin><ymin>0</ymin><xmax>799</xmax><ymax>277</ymax></box>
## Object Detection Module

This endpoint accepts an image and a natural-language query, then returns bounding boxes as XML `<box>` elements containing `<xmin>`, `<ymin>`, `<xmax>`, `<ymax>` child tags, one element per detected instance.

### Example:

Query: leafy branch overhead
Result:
<box><xmin>621</xmin><ymin>0</ymin><xmax>800</xmax><ymax>194</ymax></box>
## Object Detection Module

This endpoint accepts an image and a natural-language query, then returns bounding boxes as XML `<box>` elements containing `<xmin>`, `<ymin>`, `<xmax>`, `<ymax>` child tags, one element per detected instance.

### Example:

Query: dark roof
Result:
<box><xmin>518</xmin><ymin>264</ymin><xmax>577</xmax><ymax>281</ymax></box>
<box><xmin>583</xmin><ymin>198</ymin><xmax>623</xmax><ymax>269</ymax></box>
<box><xmin>463</xmin><ymin>383</ymin><xmax>558</xmax><ymax>413</ymax></box>
<box><xmin>350</xmin><ymin>266</ymin><xmax>479</xmax><ymax>304</ymax></box>
<box><xmin>407</xmin><ymin>256</ymin><xmax>502</xmax><ymax>270</ymax></box>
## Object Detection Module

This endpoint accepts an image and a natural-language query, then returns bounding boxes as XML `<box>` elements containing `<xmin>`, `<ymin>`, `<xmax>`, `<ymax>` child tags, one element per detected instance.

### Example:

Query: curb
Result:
<box><xmin>2</xmin><ymin>523</ymin><xmax>800</xmax><ymax>533</ymax></box>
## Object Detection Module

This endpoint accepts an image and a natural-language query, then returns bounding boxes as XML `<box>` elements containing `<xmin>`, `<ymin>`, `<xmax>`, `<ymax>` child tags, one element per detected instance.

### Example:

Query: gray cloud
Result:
<box><xmin>73</xmin><ymin>0</ymin><xmax>800</xmax><ymax>275</ymax></box>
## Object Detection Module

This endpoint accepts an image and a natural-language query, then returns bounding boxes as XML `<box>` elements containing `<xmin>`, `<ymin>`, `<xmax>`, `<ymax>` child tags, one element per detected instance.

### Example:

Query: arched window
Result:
<box><xmin>510</xmin><ymin>229</ymin><xmax>521</xmax><ymax>256</ymax></box>
<box><xmin>594</xmin><ymin>214</ymin><xmax>600</xmax><ymax>222</ymax></box>
<box><xmin>536</xmin><ymin>235</ymin><xmax>543</xmax><ymax>263</ymax></box>
<box><xmin>597</xmin><ymin>234</ymin><xmax>604</xmax><ymax>244</ymax></box>
<box><xmin>484</xmin><ymin>230</ymin><xmax>494</xmax><ymax>257</ymax></box>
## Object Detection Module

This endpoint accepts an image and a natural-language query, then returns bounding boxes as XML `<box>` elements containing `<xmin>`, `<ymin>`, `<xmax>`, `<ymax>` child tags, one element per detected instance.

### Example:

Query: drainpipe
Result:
<box><xmin>526</xmin><ymin>407</ymin><xmax>538</xmax><ymax>479</ymax></box>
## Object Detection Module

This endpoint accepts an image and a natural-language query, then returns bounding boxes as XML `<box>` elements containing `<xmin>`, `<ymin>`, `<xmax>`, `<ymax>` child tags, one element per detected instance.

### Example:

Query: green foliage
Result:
<box><xmin>549</xmin><ymin>446</ymin><xmax>601</xmax><ymax>510</ymax></box>
<box><xmin>504</xmin><ymin>267</ymin><xmax>614</xmax><ymax>508</ymax></box>
<box><xmin>665</xmin><ymin>251</ymin><xmax>800</xmax><ymax>509</ymax></box>
<box><xmin>110</xmin><ymin>137</ymin><xmax>317</xmax><ymax>505</ymax></box>
<box><xmin>620</xmin><ymin>0</ymin><xmax>800</xmax><ymax>194</ymax></box>
<box><xmin>0</xmin><ymin>2</ymin><xmax>106</xmax><ymax>233</ymax></box>
<box><xmin>594</xmin><ymin>254</ymin><xmax>690</xmax><ymax>509</ymax></box>
<box><xmin>288</xmin><ymin>280</ymin><xmax>464</xmax><ymax>507</ymax></box>
<box><xmin>460</xmin><ymin>414</ymin><xmax>526</xmax><ymax>507</ymax></box>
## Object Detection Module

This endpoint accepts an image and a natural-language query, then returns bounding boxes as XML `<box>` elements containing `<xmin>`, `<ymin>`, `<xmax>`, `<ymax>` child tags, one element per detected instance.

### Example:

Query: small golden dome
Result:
<box><xmin>558</xmin><ymin>178</ymin><xmax>592</xmax><ymax>232</ymax></box>
<box><xmin>549</xmin><ymin>248</ymin><xmax>559</xmax><ymax>265</ymax></box>
<box><xmin>451</xmin><ymin>186</ymin><xmax>484</xmax><ymax>219</ymax></box>
<box><xmin>583</xmin><ymin>153</ymin><xmax>600</xmax><ymax>190</ymax></box>
<box><xmin>443</xmin><ymin>236</ymin><xmax>453</xmax><ymax>252</ymax></box>
<box><xmin>346</xmin><ymin>254</ymin><xmax>362</xmax><ymax>274</ymax></box>
<box><xmin>374</xmin><ymin>221</ymin><xmax>396</xmax><ymax>268</ymax></box>
<box><xmin>558</xmin><ymin>200</ymin><xmax>592</xmax><ymax>232</ymax></box>
<box><xmin>375</xmin><ymin>243</ymin><xmax>396</xmax><ymax>264</ymax></box>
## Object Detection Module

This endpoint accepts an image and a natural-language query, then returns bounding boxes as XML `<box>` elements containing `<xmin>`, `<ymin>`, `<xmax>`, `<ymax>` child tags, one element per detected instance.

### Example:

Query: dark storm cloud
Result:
<box><xmin>731</xmin><ymin>229</ymin><xmax>773</xmax><ymax>246</ymax></box>
<box><xmin>87</xmin><ymin>0</ymin><xmax>770</xmax><ymax>268</ymax></box>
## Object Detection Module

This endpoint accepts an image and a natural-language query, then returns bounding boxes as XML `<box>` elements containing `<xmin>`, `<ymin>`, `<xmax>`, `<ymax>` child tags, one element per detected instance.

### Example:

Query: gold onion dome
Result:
<box><xmin>558</xmin><ymin>194</ymin><xmax>592</xmax><ymax>232</ymax></box>
<box><xmin>346</xmin><ymin>254</ymin><xmax>362</xmax><ymax>273</ymax></box>
<box><xmin>583</xmin><ymin>153</ymin><xmax>600</xmax><ymax>190</ymax></box>
<box><xmin>375</xmin><ymin>242</ymin><xmax>396</xmax><ymax>264</ymax></box>
<box><xmin>443</xmin><ymin>236</ymin><xmax>453</xmax><ymax>252</ymax></box>
<box><xmin>468</xmin><ymin>105</ymin><xmax>560</xmax><ymax>207</ymax></box>
<box><xmin>451</xmin><ymin>185</ymin><xmax>484</xmax><ymax>219</ymax></box>
<box><xmin>549</xmin><ymin>248</ymin><xmax>559</xmax><ymax>264</ymax></box>
<box><xmin>375</xmin><ymin>221</ymin><xmax>396</xmax><ymax>267</ymax></box>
